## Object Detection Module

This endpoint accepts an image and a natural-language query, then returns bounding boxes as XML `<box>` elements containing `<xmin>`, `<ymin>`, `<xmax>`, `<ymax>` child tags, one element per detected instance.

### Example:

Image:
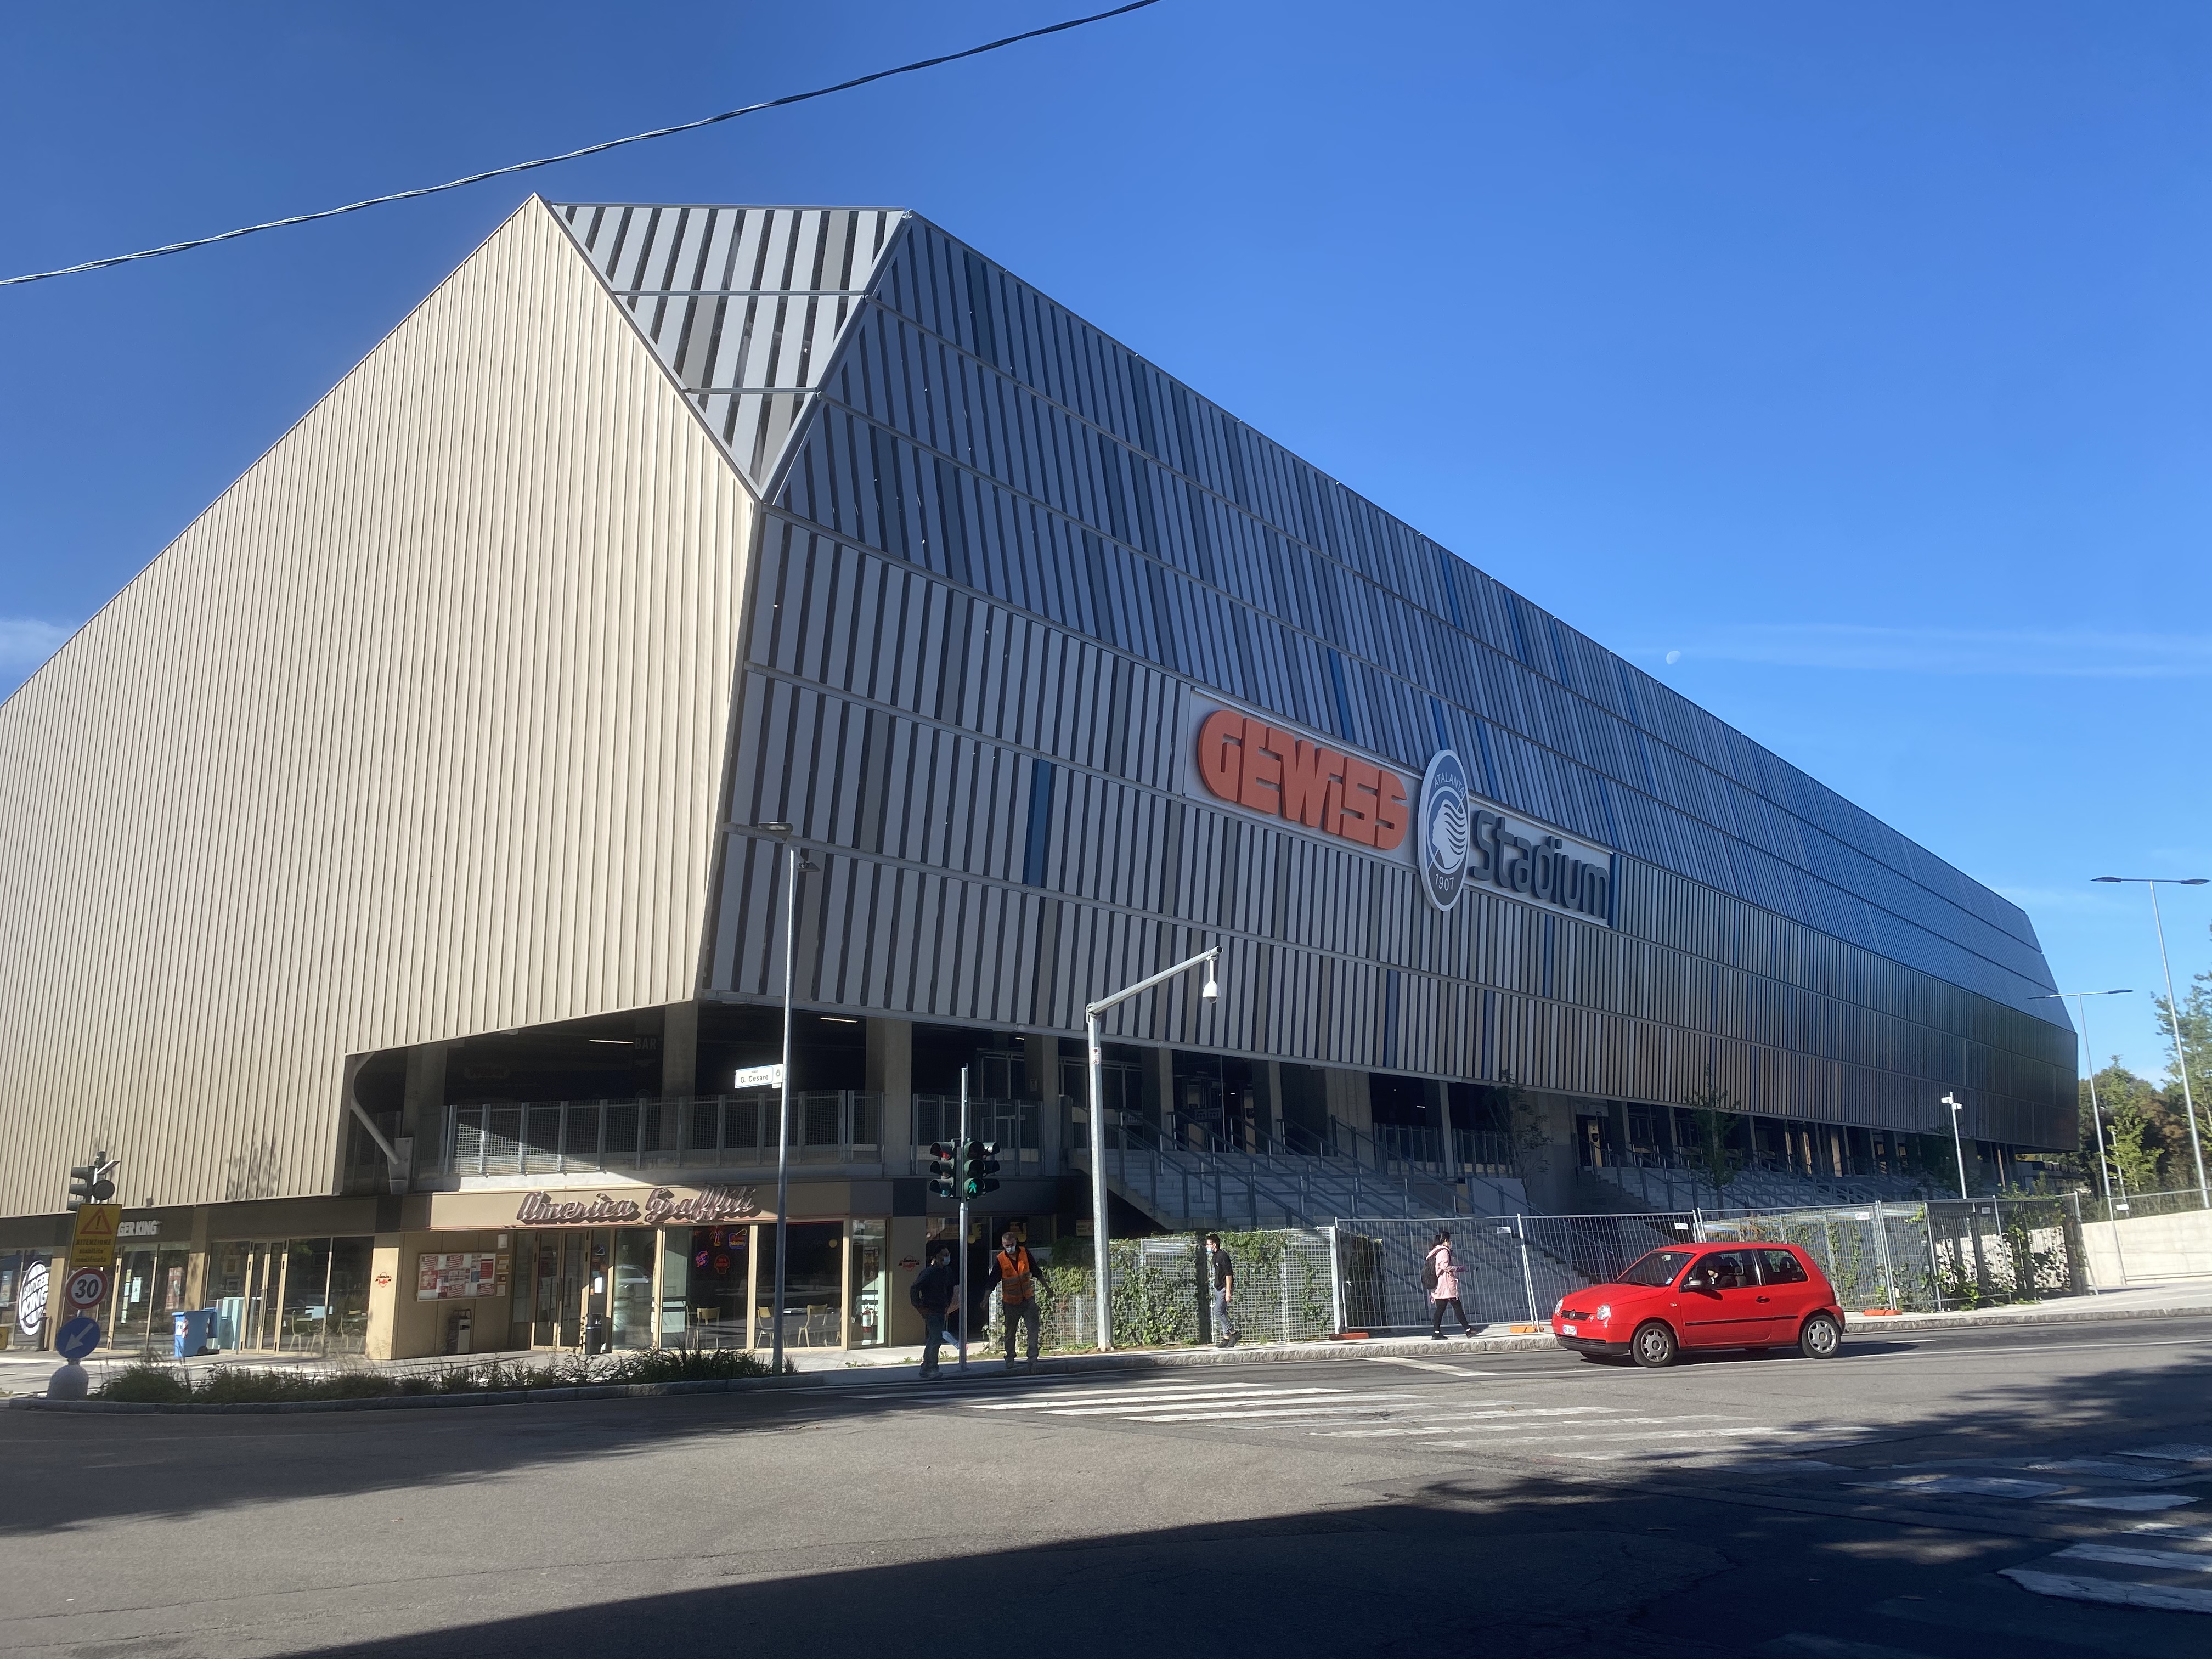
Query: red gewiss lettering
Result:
<box><xmin>1197</xmin><ymin>711</ymin><xmax>1408</xmax><ymax>853</ymax></box>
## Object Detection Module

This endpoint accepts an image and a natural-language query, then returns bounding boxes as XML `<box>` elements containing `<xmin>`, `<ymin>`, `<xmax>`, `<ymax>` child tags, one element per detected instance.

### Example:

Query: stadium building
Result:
<box><xmin>0</xmin><ymin>199</ymin><xmax>2074</xmax><ymax>1360</ymax></box>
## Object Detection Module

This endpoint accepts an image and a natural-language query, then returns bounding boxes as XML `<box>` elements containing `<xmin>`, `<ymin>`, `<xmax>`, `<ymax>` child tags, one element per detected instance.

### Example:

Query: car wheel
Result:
<box><xmin>1798</xmin><ymin>1313</ymin><xmax>1842</xmax><ymax>1359</ymax></box>
<box><xmin>1630</xmin><ymin>1321</ymin><xmax>1679</xmax><ymax>1369</ymax></box>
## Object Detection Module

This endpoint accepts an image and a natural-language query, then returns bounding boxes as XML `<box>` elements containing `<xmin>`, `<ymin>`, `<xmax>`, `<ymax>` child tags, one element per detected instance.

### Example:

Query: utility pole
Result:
<box><xmin>956</xmin><ymin>1066</ymin><xmax>970</xmax><ymax>1375</ymax></box>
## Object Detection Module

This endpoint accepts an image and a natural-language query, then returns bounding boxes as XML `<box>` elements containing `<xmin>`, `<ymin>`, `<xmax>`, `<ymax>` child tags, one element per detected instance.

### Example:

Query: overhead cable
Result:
<box><xmin>0</xmin><ymin>0</ymin><xmax>1163</xmax><ymax>290</ymax></box>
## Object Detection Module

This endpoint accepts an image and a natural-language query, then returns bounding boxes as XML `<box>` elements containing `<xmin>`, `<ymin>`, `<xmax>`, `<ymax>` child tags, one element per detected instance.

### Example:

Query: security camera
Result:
<box><xmin>1201</xmin><ymin>977</ymin><xmax>1218</xmax><ymax>1003</ymax></box>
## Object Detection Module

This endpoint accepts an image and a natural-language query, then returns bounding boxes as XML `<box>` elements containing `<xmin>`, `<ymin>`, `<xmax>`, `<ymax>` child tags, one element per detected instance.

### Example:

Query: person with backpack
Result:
<box><xmin>909</xmin><ymin>1241</ymin><xmax>958</xmax><ymax>1378</ymax></box>
<box><xmin>1425</xmin><ymin>1228</ymin><xmax>1474</xmax><ymax>1339</ymax></box>
<box><xmin>984</xmin><ymin>1226</ymin><xmax>1054</xmax><ymax>1372</ymax></box>
<box><xmin>1204</xmin><ymin>1232</ymin><xmax>1240</xmax><ymax>1348</ymax></box>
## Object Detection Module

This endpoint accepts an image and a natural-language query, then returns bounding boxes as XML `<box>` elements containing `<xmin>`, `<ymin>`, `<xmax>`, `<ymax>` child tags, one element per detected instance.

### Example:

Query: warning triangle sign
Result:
<box><xmin>74</xmin><ymin>1204</ymin><xmax>119</xmax><ymax>1240</ymax></box>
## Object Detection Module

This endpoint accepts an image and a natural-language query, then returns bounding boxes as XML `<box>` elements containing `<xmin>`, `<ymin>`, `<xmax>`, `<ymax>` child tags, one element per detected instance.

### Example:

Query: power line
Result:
<box><xmin>1</xmin><ymin>1</ymin><xmax>1164</xmax><ymax>290</ymax></box>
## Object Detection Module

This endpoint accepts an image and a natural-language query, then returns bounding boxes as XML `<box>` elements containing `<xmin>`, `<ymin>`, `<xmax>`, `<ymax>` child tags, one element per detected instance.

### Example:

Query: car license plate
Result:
<box><xmin>1560</xmin><ymin>1323</ymin><xmax>1577</xmax><ymax>1336</ymax></box>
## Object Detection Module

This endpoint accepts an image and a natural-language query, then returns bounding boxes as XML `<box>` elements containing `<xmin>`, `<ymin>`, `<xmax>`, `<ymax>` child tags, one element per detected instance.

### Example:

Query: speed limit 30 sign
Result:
<box><xmin>64</xmin><ymin>1267</ymin><xmax>109</xmax><ymax>1312</ymax></box>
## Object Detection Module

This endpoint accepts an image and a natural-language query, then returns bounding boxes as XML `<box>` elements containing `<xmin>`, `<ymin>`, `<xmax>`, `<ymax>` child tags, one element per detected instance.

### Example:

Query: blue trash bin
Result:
<box><xmin>173</xmin><ymin>1307</ymin><xmax>218</xmax><ymax>1358</ymax></box>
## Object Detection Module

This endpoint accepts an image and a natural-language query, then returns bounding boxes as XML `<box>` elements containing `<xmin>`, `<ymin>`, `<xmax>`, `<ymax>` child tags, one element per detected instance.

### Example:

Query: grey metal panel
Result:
<box><xmin>0</xmin><ymin>200</ymin><xmax>754</xmax><ymax>1217</ymax></box>
<box><xmin>555</xmin><ymin>204</ymin><xmax>903</xmax><ymax>489</ymax></box>
<box><xmin>708</xmin><ymin>507</ymin><xmax>2071</xmax><ymax>1145</ymax></box>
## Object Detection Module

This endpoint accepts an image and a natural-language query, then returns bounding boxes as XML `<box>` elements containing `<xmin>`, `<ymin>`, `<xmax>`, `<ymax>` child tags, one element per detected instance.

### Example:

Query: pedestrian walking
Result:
<box><xmin>1425</xmin><ymin>1228</ymin><xmax>1474</xmax><ymax>1339</ymax></box>
<box><xmin>910</xmin><ymin>1242</ymin><xmax>957</xmax><ymax>1378</ymax></box>
<box><xmin>985</xmin><ymin>1226</ymin><xmax>1054</xmax><ymax>1372</ymax></box>
<box><xmin>1204</xmin><ymin>1231</ymin><xmax>1240</xmax><ymax>1347</ymax></box>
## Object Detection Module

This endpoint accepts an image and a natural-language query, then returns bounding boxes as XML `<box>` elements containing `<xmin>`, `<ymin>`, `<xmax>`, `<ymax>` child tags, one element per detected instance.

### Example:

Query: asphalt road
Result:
<box><xmin>2</xmin><ymin>1316</ymin><xmax>2209</xmax><ymax>1658</ymax></box>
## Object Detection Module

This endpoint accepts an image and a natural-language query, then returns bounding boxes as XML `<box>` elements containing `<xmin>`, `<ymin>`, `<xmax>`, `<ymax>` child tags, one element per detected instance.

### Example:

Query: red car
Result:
<box><xmin>1550</xmin><ymin>1242</ymin><xmax>1845</xmax><ymax>1368</ymax></box>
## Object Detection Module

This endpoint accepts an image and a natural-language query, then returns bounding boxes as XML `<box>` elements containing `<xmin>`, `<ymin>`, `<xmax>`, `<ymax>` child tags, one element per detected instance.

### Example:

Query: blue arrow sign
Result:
<box><xmin>54</xmin><ymin>1316</ymin><xmax>100</xmax><ymax>1362</ymax></box>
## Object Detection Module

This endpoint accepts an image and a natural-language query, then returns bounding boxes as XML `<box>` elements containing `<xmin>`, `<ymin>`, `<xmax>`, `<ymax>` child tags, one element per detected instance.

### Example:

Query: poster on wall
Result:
<box><xmin>415</xmin><ymin>1252</ymin><xmax>498</xmax><ymax>1302</ymax></box>
<box><xmin>16</xmin><ymin>1260</ymin><xmax>49</xmax><ymax>1340</ymax></box>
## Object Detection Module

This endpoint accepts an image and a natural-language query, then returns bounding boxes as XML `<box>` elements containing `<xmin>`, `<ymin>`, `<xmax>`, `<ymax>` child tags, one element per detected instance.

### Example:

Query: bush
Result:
<box><xmin>87</xmin><ymin>1347</ymin><xmax>787</xmax><ymax>1404</ymax></box>
<box><xmin>93</xmin><ymin>1362</ymin><xmax>194</xmax><ymax>1403</ymax></box>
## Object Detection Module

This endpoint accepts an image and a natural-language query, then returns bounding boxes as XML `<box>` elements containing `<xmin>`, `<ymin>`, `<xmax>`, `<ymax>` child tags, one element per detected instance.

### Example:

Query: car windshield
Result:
<box><xmin>1616</xmin><ymin>1250</ymin><xmax>1694</xmax><ymax>1288</ymax></box>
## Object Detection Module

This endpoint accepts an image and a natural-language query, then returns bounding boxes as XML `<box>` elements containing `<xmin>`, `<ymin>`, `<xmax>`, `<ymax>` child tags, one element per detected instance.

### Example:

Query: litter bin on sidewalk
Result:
<box><xmin>173</xmin><ymin>1307</ymin><xmax>219</xmax><ymax>1359</ymax></box>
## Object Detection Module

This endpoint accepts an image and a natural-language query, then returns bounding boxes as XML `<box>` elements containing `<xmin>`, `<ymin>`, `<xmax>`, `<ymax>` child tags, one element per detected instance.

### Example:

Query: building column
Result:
<box><xmin>1429</xmin><ymin>1079</ymin><xmax>1456</xmax><ymax>1174</ymax></box>
<box><xmin>1324</xmin><ymin>1068</ymin><xmax>1373</xmax><ymax>1140</ymax></box>
<box><xmin>1026</xmin><ymin>1034</ymin><xmax>1062</xmax><ymax>1173</ymax></box>
<box><xmin>1148</xmin><ymin>1046</ymin><xmax>1176</xmax><ymax>1137</ymax></box>
<box><xmin>398</xmin><ymin>1042</ymin><xmax>447</xmax><ymax>1189</ymax></box>
<box><xmin>1259</xmin><ymin>1061</ymin><xmax>1285</xmax><ymax>1149</ymax></box>
<box><xmin>662</xmin><ymin>1000</ymin><xmax>699</xmax><ymax>1098</ymax></box>
<box><xmin>867</xmin><ymin>1017</ymin><xmax>913</xmax><ymax>1169</ymax></box>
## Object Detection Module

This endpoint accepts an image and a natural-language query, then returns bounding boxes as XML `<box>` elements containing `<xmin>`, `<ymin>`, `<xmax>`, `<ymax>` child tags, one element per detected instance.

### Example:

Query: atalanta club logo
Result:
<box><xmin>1417</xmin><ymin>750</ymin><xmax>1471</xmax><ymax>912</ymax></box>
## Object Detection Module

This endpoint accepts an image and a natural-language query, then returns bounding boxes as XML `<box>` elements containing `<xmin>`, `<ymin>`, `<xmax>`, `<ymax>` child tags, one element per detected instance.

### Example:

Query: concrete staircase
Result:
<box><xmin>1585</xmin><ymin>1161</ymin><xmax>1934</xmax><ymax>1214</ymax></box>
<box><xmin>1098</xmin><ymin>1142</ymin><xmax>1513</xmax><ymax>1231</ymax></box>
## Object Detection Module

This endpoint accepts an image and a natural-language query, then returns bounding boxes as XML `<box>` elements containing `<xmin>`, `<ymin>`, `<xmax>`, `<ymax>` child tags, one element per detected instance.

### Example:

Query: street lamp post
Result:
<box><xmin>1084</xmin><ymin>945</ymin><xmax>1221</xmax><ymax>1351</ymax></box>
<box><xmin>2031</xmin><ymin>989</ymin><xmax>2133</xmax><ymax>1280</ymax></box>
<box><xmin>2092</xmin><ymin>876</ymin><xmax>2211</xmax><ymax>1209</ymax></box>
<box><xmin>757</xmin><ymin>821</ymin><xmax>819</xmax><ymax>1378</ymax></box>
<box><xmin>1940</xmin><ymin>1092</ymin><xmax>1968</xmax><ymax>1200</ymax></box>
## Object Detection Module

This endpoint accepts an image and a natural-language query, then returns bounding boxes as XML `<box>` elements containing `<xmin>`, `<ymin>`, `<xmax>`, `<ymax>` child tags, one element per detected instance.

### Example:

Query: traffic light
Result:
<box><xmin>927</xmin><ymin>1142</ymin><xmax>958</xmax><ymax>1199</ymax></box>
<box><xmin>66</xmin><ymin>1152</ymin><xmax>116</xmax><ymax>1210</ymax></box>
<box><xmin>961</xmin><ymin>1139</ymin><xmax>1001</xmax><ymax>1200</ymax></box>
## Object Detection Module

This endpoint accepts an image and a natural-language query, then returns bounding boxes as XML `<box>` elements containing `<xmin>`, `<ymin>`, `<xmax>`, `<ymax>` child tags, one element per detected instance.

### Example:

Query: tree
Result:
<box><xmin>2152</xmin><ymin>936</ymin><xmax>2212</xmax><ymax>1192</ymax></box>
<box><xmin>1683</xmin><ymin>1077</ymin><xmax>1746</xmax><ymax>1208</ymax></box>
<box><xmin>2085</xmin><ymin>1057</ymin><xmax>2174</xmax><ymax>1195</ymax></box>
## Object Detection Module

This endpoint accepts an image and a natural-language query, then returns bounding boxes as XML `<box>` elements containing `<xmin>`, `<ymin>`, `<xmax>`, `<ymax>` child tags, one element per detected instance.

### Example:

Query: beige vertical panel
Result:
<box><xmin>0</xmin><ymin>199</ymin><xmax>753</xmax><ymax>1217</ymax></box>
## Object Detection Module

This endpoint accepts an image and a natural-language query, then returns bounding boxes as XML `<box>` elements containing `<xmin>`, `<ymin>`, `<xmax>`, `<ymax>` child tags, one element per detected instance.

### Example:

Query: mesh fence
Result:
<box><xmin>1334</xmin><ymin>1198</ymin><xmax>2094</xmax><ymax>1328</ymax></box>
<box><xmin>986</xmin><ymin>1230</ymin><xmax>1338</xmax><ymax>1355</ymax></box>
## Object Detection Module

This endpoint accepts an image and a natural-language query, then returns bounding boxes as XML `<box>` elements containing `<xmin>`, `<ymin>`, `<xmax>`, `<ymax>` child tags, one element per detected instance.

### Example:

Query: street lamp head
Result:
<box><xmin>757</xmin><ymin>820</ymin><xmax>793</xmax><ymax>841</ymax></box>
<box><xmin>2092</xmin><ymin>876</ymin><xmax>2122</xmax><ymax>884</ymax></box>
<box><xmin>2185</xmin><ymin>879</ymin><xmax>2211</xmax><ymax>887</ymax></box>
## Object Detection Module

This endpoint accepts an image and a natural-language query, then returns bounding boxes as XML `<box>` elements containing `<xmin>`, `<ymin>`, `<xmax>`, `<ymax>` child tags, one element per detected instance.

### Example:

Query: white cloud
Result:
<box><xmin>0</xmin><ymin>617</ymin><xmax>70</xmax><ymax>675</ymax></box>
<box><xmin>1643</xmin><ymin>624</ymin><xmax>2212</xmax><ymax>678</ymax></box>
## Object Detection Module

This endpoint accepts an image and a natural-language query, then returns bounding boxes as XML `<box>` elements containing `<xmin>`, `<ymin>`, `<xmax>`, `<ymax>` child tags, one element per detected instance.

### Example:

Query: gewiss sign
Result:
<box><xmin>1189</xmin><ymin>702</ymin><xmax>1613</xmax><ymax>924</ymax></box>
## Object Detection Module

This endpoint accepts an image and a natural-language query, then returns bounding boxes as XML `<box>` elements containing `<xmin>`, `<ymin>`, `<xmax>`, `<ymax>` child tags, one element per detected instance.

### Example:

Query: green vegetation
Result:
<box><xmin>88</xmin><ymin>1346</ymin><xmax>784</xmax><ymax>1404</ymax></box>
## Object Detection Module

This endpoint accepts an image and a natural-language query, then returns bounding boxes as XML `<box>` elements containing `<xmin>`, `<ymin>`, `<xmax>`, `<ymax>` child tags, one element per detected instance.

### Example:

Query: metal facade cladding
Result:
<box><xmin>618</xmin><ymin>206</ymin><xmax>2076</xmax><ymax>1149</ymax></box>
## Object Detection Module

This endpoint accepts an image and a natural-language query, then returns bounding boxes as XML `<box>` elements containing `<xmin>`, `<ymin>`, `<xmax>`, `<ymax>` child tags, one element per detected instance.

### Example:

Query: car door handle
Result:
<box><xmin>1756</xmin><ymin>1295</ymin><xmax>1770</xmax><ymax>1302</ymax></box>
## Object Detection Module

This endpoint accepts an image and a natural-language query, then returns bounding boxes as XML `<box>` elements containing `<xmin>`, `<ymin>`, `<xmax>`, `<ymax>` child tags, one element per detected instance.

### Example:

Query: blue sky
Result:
<box><xmin>4</xmin><ymin>2</ymin><xmax>2209</xmax><ymax>1078</ymax></box>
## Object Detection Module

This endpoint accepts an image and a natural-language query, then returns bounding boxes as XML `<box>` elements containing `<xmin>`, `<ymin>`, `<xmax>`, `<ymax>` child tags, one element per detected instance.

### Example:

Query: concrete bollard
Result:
<box><xmin>46</xmin><ymin>1361</ymin><xmax>89</xmax><ymax>1401</ymax></box>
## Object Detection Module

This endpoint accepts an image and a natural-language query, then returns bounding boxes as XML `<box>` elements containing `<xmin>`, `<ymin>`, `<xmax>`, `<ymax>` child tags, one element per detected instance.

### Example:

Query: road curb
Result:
<box><xmin>1841</xmin><ymin>1299</ymin><xmax>2208</xmax><ymax>1335</ymax></box>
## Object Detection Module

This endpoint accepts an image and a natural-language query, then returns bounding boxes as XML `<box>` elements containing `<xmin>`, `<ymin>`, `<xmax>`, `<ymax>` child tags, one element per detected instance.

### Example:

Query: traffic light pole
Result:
<box><xmin>956</xmin><ymin>1065</ymin><xmax>970</xmax><ymax>1376</ymax></box>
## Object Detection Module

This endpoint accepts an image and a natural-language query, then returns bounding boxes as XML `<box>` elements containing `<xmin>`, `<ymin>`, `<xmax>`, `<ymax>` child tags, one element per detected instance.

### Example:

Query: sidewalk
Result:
<box><xmin>8</xmin><ymin>1280</ymin><xmax>2208</xmax><ymax>1402</ymax></box>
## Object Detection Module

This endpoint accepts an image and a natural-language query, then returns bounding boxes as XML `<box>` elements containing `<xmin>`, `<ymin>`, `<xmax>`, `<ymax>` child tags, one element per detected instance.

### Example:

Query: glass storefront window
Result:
<box><xmin>849</xmin><ymin>1221</ymin><xmax>887</xmax><ymax>1348</ymax></box>
<box><xmin>682</xmin><ymin>1226</ymin><xmax>751</xmax><ymax>1350</ymax></box>
<box><xmin>659</xmin><ymin>1231</ymin><xmax>690</xmax><ymax>1344</ymax></box>
<box><xmin>326</xmin><ymin>1238</ymin><xmax>373</xmax><ymax>1355</ymax></box>
<box><xmin>610</xmin><ymin>1229</ymin><xmax>657</xmax><ymax>1350</ymax></box>
<box><xmin>279</xmin><ymin>1238</ymin><xmax>334</xmax><ymax>1351</ymax></box>
<box><xmin>759</xmin><ymin>1221</ymin><xmax>844</xmax><ymax>1350</ymax></box>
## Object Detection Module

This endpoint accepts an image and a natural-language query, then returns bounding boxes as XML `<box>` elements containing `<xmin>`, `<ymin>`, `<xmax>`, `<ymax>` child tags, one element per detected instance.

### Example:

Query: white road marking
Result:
<box><xmin>1852</xmin><ymin>1475</ymin><xmax>2067</xmax><ymax>1498</ymax></box>
<box><xmin>1368</xmin><ymin>1357</ymin><xmax>1499</xmax><ymax>1376</ymax></box>
<box><xmin>2024</xmin><ymin>1457</ymin><xmax>2183</xmax><ymax>1484</ymax></box>
<box><xmin>2058</xmin><ymin>1542</ymin><xmax>2212</xmax><ymax>1573</ymax></box>
<box><xmin>2121</xmin><ymin>1443</ymin><xmax>2212</xmax><ymax>1464</ymax></box>
<box><xmin>2000</xmin><ymin>1567</ymin><xmax>2212</xmax><ymax>1614</ymax></box>
<box><xmin>1122</xmin><ymin>1399</ymin><xmax>1426</xmax><ymax>1423</ymax></box>
<box><xmin>969</xmin><ymin>1384</ymin><xmax>1351</xmax><ymax>1410</ymax></box>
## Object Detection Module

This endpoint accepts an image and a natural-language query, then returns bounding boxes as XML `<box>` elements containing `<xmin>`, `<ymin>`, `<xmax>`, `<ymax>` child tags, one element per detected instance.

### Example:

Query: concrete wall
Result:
<box><xmin>2083</xmin><ymin>1208</ymin><xmax>2212</xmax><ymax>1284</ymax></box>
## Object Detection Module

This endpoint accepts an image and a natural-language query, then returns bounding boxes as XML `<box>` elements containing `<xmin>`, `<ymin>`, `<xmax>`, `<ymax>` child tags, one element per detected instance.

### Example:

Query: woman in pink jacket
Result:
<box><xmin>1426</xmin><ymin>1228</ymin><xmax>1474</xmax><ymax>1339</ymax></box>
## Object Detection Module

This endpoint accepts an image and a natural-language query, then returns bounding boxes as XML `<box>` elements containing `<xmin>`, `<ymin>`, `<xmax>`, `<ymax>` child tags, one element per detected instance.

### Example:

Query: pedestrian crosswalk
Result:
<box><xmin>956</xmin><ymin>1375</ymin><xmax>1867</xmax><ymax>1458</ymax></box>
<box><xmin>2000</xmin><ymin>1528</ymin><xmax>2212</xmax><ymax>1613</ymax></box>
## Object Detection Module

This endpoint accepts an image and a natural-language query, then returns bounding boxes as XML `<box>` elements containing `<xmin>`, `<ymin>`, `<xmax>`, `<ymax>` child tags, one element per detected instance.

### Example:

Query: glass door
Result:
<box><xmin>531</xmin><ymin>1239</ymin><xmax>562</xmax><ymax>1347</ymax></box>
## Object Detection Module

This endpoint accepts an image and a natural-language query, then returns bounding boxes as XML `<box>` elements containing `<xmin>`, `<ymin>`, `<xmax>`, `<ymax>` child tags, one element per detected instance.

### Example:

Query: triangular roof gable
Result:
<box><xmin>552</xmin><ymin>203</ymin><xmax>907</xmax><ymax>491</ymax></box>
